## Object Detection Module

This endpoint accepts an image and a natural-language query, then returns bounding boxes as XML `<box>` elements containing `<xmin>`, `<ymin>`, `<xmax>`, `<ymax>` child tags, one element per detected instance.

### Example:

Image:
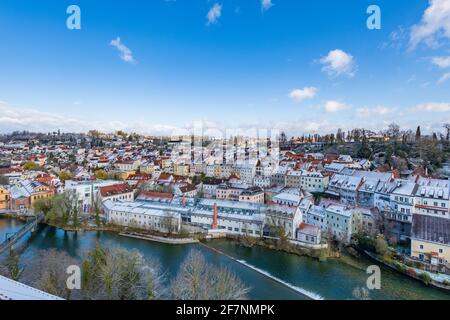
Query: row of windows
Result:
<box><xmin>422</xmin><ymin>200</ymin><xmax>447</xmax><ymax>208</ymax></box>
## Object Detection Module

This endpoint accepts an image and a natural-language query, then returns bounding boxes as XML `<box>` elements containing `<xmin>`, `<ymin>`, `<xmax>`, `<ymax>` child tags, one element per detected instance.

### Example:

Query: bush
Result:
<box><xmin>394</xmin><ymin>262</ymin><xmax>407</xmax><ymax>273</ymax></box>
<box><xmin>420</xmin><ymin>272</ymin><xmax>432</xmax><ymax>286</ymax></box>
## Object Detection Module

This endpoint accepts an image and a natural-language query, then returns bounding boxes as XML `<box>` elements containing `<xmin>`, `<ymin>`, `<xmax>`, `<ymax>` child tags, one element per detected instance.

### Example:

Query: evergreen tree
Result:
<box><xmin>415</xmin><ymin>126</ymin><xmax>421</xmax><ymax>142</ymax></box>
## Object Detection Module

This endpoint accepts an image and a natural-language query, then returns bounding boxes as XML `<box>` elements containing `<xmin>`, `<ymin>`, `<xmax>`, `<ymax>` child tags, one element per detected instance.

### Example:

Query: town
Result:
<box><xmin>0</xmin><ymin>123</ymin><xmax>449</xmax><ymax>296</ymax></box>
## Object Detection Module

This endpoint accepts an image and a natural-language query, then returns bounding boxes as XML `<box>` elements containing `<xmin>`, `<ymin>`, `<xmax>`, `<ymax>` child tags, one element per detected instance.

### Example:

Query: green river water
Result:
<box><xmin>0</xmin><ymin>217</ymin><xmax>449</xmax><ymax>300</ymax></box>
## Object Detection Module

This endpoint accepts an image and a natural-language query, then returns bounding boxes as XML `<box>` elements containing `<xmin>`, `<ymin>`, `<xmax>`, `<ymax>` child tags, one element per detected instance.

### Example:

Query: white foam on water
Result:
<box><xmin>237</xmin><ymin>259</ymin><xmax>325</xmax><ymax>300</ymax></box>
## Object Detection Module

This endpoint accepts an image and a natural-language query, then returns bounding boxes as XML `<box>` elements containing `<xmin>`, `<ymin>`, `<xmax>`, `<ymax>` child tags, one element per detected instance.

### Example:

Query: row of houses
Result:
<box><xmin>0</xmin><ymin>180</ymin><xmax>54</xmax><ymax>212</ymax></box>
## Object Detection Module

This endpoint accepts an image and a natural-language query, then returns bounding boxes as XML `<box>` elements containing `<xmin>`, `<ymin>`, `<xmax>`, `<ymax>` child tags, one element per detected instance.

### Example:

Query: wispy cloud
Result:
<box><xmin>413</xmin><ymin>102</ymin><xmax>450</xmax><ymax>112</ymax></box>
<box><xmin>409</xmin><ymin>0</ymin><xmax>450</xmax><ymax>49</ymax></box>
<box><xmin>438</xmin><ymin>72</ymin><xmax>450</xmax><ymax>84</ymax></box>
<box><xmin>324</xmin><ymin>100</ymin><xmax>350</xmax><ymax>113</ymax></box>
<box><xmin>319</xmin><ymin>49</ymin><xmax>356</xmax><ymax>78</ymax></box>
<box><xmin>431</xmin><ymin>55</ymin><xmax>450</xmax><ymax>68</ymax></box>
<box><xmin>261</xmin><ymin>0</ymin><xmax>274</xmax><ymax>12</ymax></box>
<box><xmin>288</xmin><ymin>87</ymin><xmax>318</xmax><ymax>102</ymax></box>
<box><xmin>356</xmin><ymin>106</ymin><xmax>396</xmax><ymax>118</ymax></box>
<box><xmin>110</xmin><ymin>37</ymin><xmax>136</xmax><ymax>64</ymax></box>
<box><xmin>207</xmin><ymin>3</ymin><xmax>222</xmax><ymax>26</ymax></box>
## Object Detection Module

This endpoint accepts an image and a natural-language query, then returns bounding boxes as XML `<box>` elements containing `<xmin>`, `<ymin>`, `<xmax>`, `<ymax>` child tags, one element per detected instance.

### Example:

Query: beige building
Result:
<box><xmin>411</xmin><ymin>214</ymin><xmax>450</xmax><ymax>267</ymax></box>
<box><xmin>174</xmin><ymin>163</ymin><xmax>190</xmax><ymax>177</ymax></box>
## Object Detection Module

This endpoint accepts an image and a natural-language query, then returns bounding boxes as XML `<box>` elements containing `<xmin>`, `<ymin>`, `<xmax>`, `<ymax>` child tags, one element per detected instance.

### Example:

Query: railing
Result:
<box><xmin>0</xmin><ymin>214</ymin><xmax>44</xmax><ymax>254</ymax></box>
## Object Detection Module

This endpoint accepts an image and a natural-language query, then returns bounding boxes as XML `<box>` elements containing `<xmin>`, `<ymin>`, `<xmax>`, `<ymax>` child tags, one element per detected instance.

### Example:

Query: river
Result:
<box><xmin>1</xmin><ymin>217</ymin><xmax>449</xmax><ymax>300</ymax></box>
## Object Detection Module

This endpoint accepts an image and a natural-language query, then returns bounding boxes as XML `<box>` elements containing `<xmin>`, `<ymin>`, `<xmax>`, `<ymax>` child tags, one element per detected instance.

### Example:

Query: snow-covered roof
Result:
<box><xmin>0</xmin><ymin>275</ymin><xmax>63</xmax><ymax>300</ymax></box>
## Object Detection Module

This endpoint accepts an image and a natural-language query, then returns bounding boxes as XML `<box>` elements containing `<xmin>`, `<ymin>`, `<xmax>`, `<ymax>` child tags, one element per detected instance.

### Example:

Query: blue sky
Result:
<box><xmin>0</xmin><ymin>0</ymin><xmax>449</xmax><ymax>135</ymax></box>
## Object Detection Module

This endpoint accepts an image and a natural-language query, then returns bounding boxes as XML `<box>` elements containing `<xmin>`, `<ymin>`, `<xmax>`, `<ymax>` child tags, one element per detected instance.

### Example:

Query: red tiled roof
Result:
<box><xmin>100</xmin><ymin>183</ymin><xmax>133</xmax><ymax>197</ymax></box>
<box><xmin>158</xmin><ymin>173</ymin><xmax>172</xmax><ymax>181</ymax></box>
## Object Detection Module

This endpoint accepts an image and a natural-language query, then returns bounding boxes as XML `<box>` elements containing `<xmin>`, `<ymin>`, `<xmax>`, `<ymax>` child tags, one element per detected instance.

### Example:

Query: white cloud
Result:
<box><xmin>324</xmin><ymin>100</ymin><xmax>350</xmax><ymax>113</ymax></box>
<box><xmin>356</xmin><ymin>106</ymin><xmax>396</xmax><ymax>118</ymax></box>
<box><xmin>288</xmin><ymin>87</ymin><xmax>318</xmax><ymax>102</ymax></box>
<box><xmin>0</xmin><ymin>102</ymin><xmax>179</xmax><ymax>135</ymax></box>
<box><xmin>410</xmin><ymin>0</ymin><xmax>450</xmax><ymax>49</ymax></box>
<box><xmin>320</xmin><ymin>49</ymin><xmax>356</xmax><ymax>77</ymax></box>
<box><xmin>110</xmin><ymin>37</ymin><xmax>135</xmax><ymax>63</ymax></box>
<box><xmin>207</xmin><ymin>3</ymin><xmax>222</xmax><ymax>25</ymax></box>
<box><xmin>413</xmin><ymin>102</ymin><xmax>450</xmax><ymax>112</ymax></box>
<box><xmin>431</xmin><ymin>55</ymin><xmax>450</xmax><ymax>68</ymax></box>
<box><xmin>438</xmin><ymin>72</ymin><xmax>450</xmax><ymax>84</ymax></box>
<box><xmin>261</xmin><ymin>0</ymin><xmax>274</xmax><ymax>11</ymax></box>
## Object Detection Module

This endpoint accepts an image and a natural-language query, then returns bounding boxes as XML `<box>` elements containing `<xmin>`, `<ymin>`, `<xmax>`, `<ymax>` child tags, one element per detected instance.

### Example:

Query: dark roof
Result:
<box><xmin>412</xmin><ymin>214</ymin><xmax>450</xmax><ymax>245</ymax></box>
<box><xmin>179</xmin><ymin>184</ymin><xmax>197</xmax><ymax>193</ymax></box>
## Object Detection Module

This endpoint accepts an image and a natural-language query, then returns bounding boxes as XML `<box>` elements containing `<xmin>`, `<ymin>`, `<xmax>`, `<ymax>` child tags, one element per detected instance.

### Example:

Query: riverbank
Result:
<box><xmin>362</xmin><ymin>250</ymin><xmax>450</xmax><ymax>292</ymax></box>
<box><xmin>119</xmin><ymin>232</ymin><xmax>199</xmax><ymax>244</ymax></box>
<box><xmin>2</xmin><ymin>219</ymin><xmax>450</xmax><ymax>300</ymax></box>
<box><xmin>9</xmin><ymin>215</ymin><xmax>450</xmax><ymax>294</ymax></box>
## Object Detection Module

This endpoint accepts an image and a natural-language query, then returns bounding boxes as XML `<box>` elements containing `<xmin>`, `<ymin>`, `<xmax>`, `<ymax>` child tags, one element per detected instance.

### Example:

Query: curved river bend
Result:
<box><xmin>1</xmin><ymin>218</ymin><xmax>449</xmax><ymax>300</ymax></box>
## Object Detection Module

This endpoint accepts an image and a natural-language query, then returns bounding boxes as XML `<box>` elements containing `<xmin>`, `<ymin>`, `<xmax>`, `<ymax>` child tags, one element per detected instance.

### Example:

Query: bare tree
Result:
<box><xmin>171</xmin><ymin>250</ymin><xmax>250</xmax><ymax>300</ymax></box>
<box><xmin>0</xmin><ymin>250</ymin><xmax>24</xmax><ymax>281</ymax></box>
<box><xmin>386</xmin><ymin>123</ymin><xmax>400</xmax><ymax>140</ymax></box>
<box><xmin>22</xmin><ymin>249</ymin><xmax>80</xmax><ymax>300</ymax></box>
<box><xmin>81</xmin><ymin>245</ymin><xmax>165</xmax><ymax>300</ymax></box>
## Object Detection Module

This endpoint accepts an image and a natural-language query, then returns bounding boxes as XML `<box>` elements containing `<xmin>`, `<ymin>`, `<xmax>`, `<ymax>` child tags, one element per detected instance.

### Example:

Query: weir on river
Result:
<box><xmin>0</xmin><ymin>218</ymin><xmax>449</xmax><ymax>300</ymax></box>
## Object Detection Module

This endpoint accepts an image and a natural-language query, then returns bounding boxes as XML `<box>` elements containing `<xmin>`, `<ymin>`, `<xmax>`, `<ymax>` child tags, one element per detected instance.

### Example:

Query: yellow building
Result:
<box><xmin>174</xmin><ymin>163</ymin><xmax>190</xmax><ymax>177</ymax></box>
<box><xmin>0</xmin><ymin>186</ymin><xmax>11</xmax><ymax>210</ymax></box>
<box><xmin>411</xmin><ymin>214</ymin><xmax>450</xmax><ymax>267</ymax></box>
<box><xmin>29</xmin><ymin>183</ymin><xmax>54</xmax><ymax>205</ymax></box>
<box><xmin>214</xmin><ymin>165</ymin><xmax>221</xmax><ymax>179</ymax></box>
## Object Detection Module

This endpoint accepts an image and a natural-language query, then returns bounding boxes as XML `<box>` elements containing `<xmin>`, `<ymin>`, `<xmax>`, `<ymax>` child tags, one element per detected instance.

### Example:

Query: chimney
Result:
<box><xmin>182</xmin><ymin>194</ymin><xmax>186</xmax><ymax>208</ymax></box>
<box><xmin>212</xmin><ymin>203</ymin><xmax>218</xmax><ymax>229</ymax></box>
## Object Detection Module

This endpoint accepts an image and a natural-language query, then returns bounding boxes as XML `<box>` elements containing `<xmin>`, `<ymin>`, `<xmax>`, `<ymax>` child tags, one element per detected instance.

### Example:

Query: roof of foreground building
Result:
<box><xmin>0</xmin><ymin>275</ymin><xmax>63</xmax><ymax>300</ymax></box>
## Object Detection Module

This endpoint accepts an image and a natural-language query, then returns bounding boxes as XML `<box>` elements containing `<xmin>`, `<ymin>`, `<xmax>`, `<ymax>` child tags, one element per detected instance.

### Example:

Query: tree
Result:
<box><xmin>420</xmin><ymin>272</ymin><xmax>432</xmax><ymax>286</ymax></box>
<box><xmin>23</xmin><ymin>161</ymin><xmax>41</xmax><ymax>171</ymax></box>
<box><xmin>33</xmin><ymin>197</ymin><xmax>53</xmax><ymax>218</ymax></box>
<box><xmin>375</xmin><ymin>235</ymin><xmax>389</xmax><ymax>257</ymax></box>
<box><xmin>171</xmin><ymin>250</ymin><xmax>249</xmax><ymax>300</ymax></box>
<box><xmin>59</xmin><ymin>170</ymin><xmax>73</xmax><ymax>182</ymax></box>
<box><xmin>94</xmin><ymin>169</ymin><xmax>109</xmax><ymax>180</ymax></box>
<box><xmin>72</xmin><ymin>204</ymin><xmax>79</xmax><ymax>228</ymax></box>
<box><xmin>23</xmin><ymin>249</ymin><xmax>79</xmax><ymax>300</ymax></box>
<box><xmin>43</xmin><ymin>190</ymin><xmax>77</xmax><ymax>226</ymax></box>
<box><xmin>415</xmin><ymin>126</ymin><xmax>421</xmax><ymax>142</ymax></box>
<box><xmin>387</xmin><ymin>123</ymin><xmax>400</xmax><ymax>140</ymax></box>
<box><xmin>0</xmin><ymin>250</ymin><xmax>24</xmax><ymax>281</ymax></box>
<box><xmin>357</xmin><ymin>136</ymin><xmax>372</xmax><ymax>159</ymax></box>
<box><xmin>92</xmin><ymin>198</ymin><xmax>102</xmax><ymax>227</ymax></box>
<box><xmin>81</xmin><ymin>245</ymin><xmax>165</xmax><ymax>300</ymax></box>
